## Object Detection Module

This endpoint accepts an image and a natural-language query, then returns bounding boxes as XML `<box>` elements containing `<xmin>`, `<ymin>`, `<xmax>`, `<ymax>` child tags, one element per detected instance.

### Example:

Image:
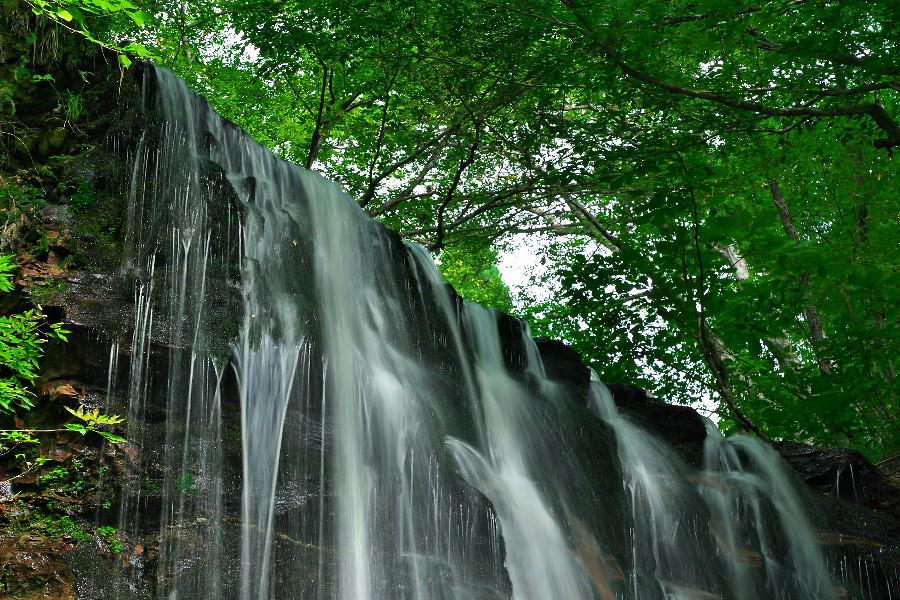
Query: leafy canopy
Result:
<box><xmin>68</xmin><ymin>0</ymin><xmax>900</xmax><ymax>459</ymax></box>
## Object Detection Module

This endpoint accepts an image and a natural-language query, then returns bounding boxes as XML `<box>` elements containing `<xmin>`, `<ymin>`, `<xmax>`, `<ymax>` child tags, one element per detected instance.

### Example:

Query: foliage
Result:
<box><xmin>33</xmin><ymin>512</ymin><xmax>90</xmax><ymax>542</ymax></box>
<box><xmin>64</xmin><ymin>404</ymin><xmax>126</xmax><ymax>443</ymax></box>
<box><xmin>0</xmin><ymin>255</ymin><xmax>69</xmax><ymax>413</ymax></box>
<box><xmin>0</xmin><ymin>428</ymin><xmax>38</xmax><ymax>456</ymax></box>
<box><xmin>175</xmin><ymin>472</ymin><xmax>196</xmax><ymax>494</ymax></box>
<box><xmin>438</xmin><ymin>238</ymin><xmax>513</xmax><ymax>313</ymax></box>
<box><xmin>66</xmin><ymin>177</ymin><xmax>94</xmax><ymax>212</ymax></box>
<box><xmin>0</xmin><ymin>182</ymin><xmax>46</xmax><ymax>252</ymax></box>
<box><xmin>62</xmin><ymin>89</ymin><xmax>82</xmax><ymax>122</ymax></box>
<box><xmin>96</xmin><ymin>525</ymin><xmax>122</xmax><ymax>553</ymax></box>
<box><xmin>53</xmin><ymin>0</ymin><xmax>899</xmax><ymax>459</ymax></box>
<box><xmin>0</xmin><ymin>183</ymin><xmax>44</xmax><ymax>214</ymax></box>
<box><xmin>20</xmin><ymin>0</ymin><xmax>154</xmax><ymax>67</ymax></box>
<box><xmin>0</xmin><ymin>254</ymin><xmax>125</xmax><ymax>486</ymax></box>
<box><xmin>37</xmin><ymin>459</ymin><xmax>86</xmax><ymax>495</ymax></box>
<box><xmin>0</xmin><ymin>255</ymin><xmax>15</xmax><ymax>294</ymax></box>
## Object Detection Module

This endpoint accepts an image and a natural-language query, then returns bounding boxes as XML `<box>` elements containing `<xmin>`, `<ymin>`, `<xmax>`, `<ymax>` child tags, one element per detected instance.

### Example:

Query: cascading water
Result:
<box><xmin>105</xmin><ymin>65</ymin><xmax>886</xmax><ymax>600</ymax></box>
<box><xmin>591</xmin><ymin>381</ymin><xmax>837</xmax><ymax>599</ymax></box>
<box><xmin>590</xmin><ymin>380</ymin><xmax>720</xmax><ymax>598</ymax></box>
<box><xmin>701</xmin><ymin>423</ymin><xmax>835</xmax><ymax>599</ymax></box>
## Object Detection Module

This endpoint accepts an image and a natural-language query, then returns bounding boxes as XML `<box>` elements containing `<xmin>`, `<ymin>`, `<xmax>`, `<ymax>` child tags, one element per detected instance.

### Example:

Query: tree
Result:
<box><xmin>438</xmin><ymin>237</ymin><xmax>514</xmax><ymax>313</ymax></box>
<box><xmin>96</xmin><ymin>0</ymin><xmax>899</xmax><ymax>459</ymax></box>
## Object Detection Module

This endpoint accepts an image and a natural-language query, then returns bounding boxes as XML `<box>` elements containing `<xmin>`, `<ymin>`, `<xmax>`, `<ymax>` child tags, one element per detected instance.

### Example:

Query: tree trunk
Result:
<box><xmin>714</xmin><ymin>243</ymin><xmax>799</xmax><ymax>370</ymax></box>
<box><xmin>768</xmin><ymin>180</ymin><xmax>831</xmax><ymax>375</ymax></box>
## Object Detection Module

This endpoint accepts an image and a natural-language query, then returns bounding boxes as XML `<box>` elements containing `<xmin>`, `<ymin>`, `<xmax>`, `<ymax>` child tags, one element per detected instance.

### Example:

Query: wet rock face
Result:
<box><xmin>775</xmin><ymin>441</ymin><xmax>900</xmax><ymax>522</ymax></box>
<box><xmin>773</xmin><ymin>440</ymin><xmax>900</xmax><ymax>599</ymax></box>
<box><xmin>606</xmin><ymin>383</ymin><xmax>709</xmax><ymax>467</ymax></box>
<box><xmin>535</xmin><ymin>336</ymin><xmax>591</xmax><ymax>393</ymax></box>
<box><xmin>0</xmin><ymin>534</ymin><xmax>77</xmax><ymax>599</ymax></box>
<box><xmin>603</xmin><ymin>384</ymin><xmax>900</xmax><ymax>599</ymax></box>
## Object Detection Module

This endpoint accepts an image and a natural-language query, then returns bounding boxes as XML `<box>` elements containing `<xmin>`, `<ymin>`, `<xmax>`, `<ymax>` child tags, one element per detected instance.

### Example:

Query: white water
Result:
<box><xmin>106</xmin><ymin>66</ymin><xmax>871</xmax><ymax>600</ymax></box>
<box><xmin>591</xmin><ymin>380</ymin><xmax>836</xmax><ymax>599</ymax></box>
<box><xmin>703</xmin><ymin>422</ymin><xmax>836</xmax><ymax>600</ymax></box>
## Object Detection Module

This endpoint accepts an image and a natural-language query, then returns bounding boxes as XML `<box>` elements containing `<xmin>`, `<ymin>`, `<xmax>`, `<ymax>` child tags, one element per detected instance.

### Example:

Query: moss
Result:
<box><xmin>27</xmin><ymin>277</ymin><xmax>66</xmax><ymax>305</ymax></box>
<box><xmin>5</xmin><ymin>503</ymin><xmax>90</xmax><ymax>543</ymax></box>
<box><xmin>65</xmin><ymin>177</ymin><xmax>124</xmax><ymax>271</ymax></box>
<box><xmin>65</xmin><ymin>177</ymin><xmax>92</xmax><ymax>212</ymax></box>
<box><xmin>34</xmin><ymin>459</ymin><xmax>86</xmax><ymax>498</ymax></box>
<box><xmin>96</xmin><ymin>525</ymin><xmax>122</xmax><ymax>554</ymax></box>
<box><xmin>38</xmin><ymin>514</ymin><xmax>90</xmax><ymax>543</ymax></box>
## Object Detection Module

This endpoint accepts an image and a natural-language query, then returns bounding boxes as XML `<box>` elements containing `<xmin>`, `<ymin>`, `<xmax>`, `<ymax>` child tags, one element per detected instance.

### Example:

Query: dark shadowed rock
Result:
<box><xmin>535</xmin><ymin>337</ymin><xmax>591</xmax><ymax>393</ymax></box>
<box><xmin>606</xmin><ymin>383</ymin><xmax>708</xmax><ymax>467</ymax></box>
<box><xmin>774</xmin><ymin>441</ymin><xmax>900</xmax><ymax>523</ymax></box>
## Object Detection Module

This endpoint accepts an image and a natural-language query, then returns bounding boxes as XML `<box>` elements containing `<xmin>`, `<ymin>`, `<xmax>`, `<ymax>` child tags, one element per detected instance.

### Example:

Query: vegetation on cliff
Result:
<box><xmin>0</xmin><ymin>12</ymin><xmax>133</xmax><ymax>594</ymax></box>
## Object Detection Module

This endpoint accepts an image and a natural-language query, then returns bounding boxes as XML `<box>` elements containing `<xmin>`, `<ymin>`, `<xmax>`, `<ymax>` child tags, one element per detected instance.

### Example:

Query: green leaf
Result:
<box><xmin>128</xmin><ymin>10</ymin><xmax>151</xmax><ymax>26</ymax></box>
<box><xmin>65</xmin><ymin>423</ymin><xmax>88</xmax><ymax>435</ymax></box>
<box><xmin>98</xmin><ymin>431</ymin><xmax>127</xmax><ymax>444</ymax></box>
<box><xmin>118</xmin><ymin>54</ymin><xmax>132</xmax><ymax>69</ymax></box>
<box><xmin>64</xmin><ymin>404</ymin><xmax>85</xmax><ymax>419</ymax></box>
<box><xmin>0</xmin><ymin>255</ymin><xmax>15</xmax><ymax>292</ymax></box>
<box><xmin>121</xmin><ymin>42</ymin><xmax>153</xmax><ymax>58</ymax></box>
<box><xmin>57</xmin><ymin>8</ymin><xmax>73</xmax><ymax>21</ymax></box>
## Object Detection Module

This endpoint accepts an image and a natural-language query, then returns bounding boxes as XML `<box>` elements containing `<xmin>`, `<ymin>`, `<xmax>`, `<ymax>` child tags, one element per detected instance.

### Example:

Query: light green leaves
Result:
<box><xmin>128</xmin><ymin>10</ymin><xmax>151</xmax><ymax>26</ymax></box>
<box><xmin>0</xmin><ymin>256</ymin><xmax>71</xmax><ymax>414</ymax></box>
<box><xmin>64</xmin><ymin>404</ymin><xmax>126</xmax><ymax>426</ymax></box>
<box><xmin>0</xmin><ymin>378</ymin><xmax>35</xmax><ymax>413</ymax></box>
<box><xmin>439</xmin><ymin>239</ymin><xmax>514</xmax><ymax>313</ymax></box>
<box><xmin>23</xmin><ymin>0</ymin><xmax>157</xmax><ymax>66</ymax></box>
<box><xmin>65</xmin><ymin>422</ymin><xmax>89</xmax><ymax>435</ymax></box>
<box><xmin>65</xmin><ymin>405</ymin><xmax>127</xmax><ymax>443</ymax></box>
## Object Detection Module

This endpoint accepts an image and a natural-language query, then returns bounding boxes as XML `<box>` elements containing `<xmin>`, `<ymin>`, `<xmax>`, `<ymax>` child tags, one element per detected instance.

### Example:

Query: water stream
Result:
<box><xmin>106</xmin><ymin>66</ymin><xmax>882</xmax><ymax>599</ymax></box>
<box><xmin>591</xmin><ymin>380</ymin><xmax>836</xmax><ymax>599</ymax></box>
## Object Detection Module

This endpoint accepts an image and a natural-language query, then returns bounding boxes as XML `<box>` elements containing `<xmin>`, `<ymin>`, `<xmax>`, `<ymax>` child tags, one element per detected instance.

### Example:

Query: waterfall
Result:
<box><xmin>109</xmin><ymin>65</ymin><xmax>848</xmax><ymax>600</ymax></box>
<box><xmin>591</xmin><ymin>380</ymin><xmax>836</xmax><ymax>599</ymax></box>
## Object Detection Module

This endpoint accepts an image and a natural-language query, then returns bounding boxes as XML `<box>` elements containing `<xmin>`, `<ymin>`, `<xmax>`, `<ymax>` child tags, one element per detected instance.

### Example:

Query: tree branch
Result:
<box><xmin>561</xmin><ymin>0</ymin><xmax>900</xmax><ymax>149</ymax></box>
<box><xmin>306</xmin><ymin>62</ymin><xmax>330</xmax><ymax>169</ymax></box>
<box><xmin>432</xmin><ymin>129</ymin><xmax>480</xmax><ymax>251</ymax></box>
<box><xmin>769</xmin><ymin>180</ymin><xmax>831</xmax><ymax>375</ymax></box>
